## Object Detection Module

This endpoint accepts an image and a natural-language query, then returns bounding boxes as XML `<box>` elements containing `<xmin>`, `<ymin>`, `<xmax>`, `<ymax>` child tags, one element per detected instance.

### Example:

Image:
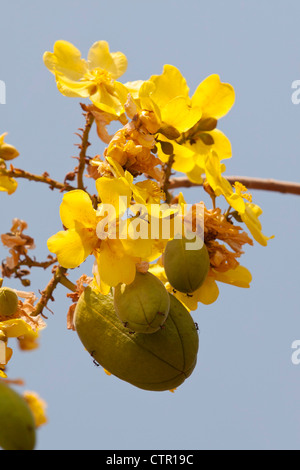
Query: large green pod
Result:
<box><xmin>114</xmin><ymin>272</ymin><xmax>170</xmax><ymax>334</ymax></box>
<box><xmin>0</xmin><ymin>382</ymin><xmax>36</xmax><ymax>451</ymax></box>
<box><xmin>74</xmin><ymin>287</ymin><xmax>199</xmax><ymax>392</ymax></box>
<box><xmin>163</xmin><ymin>236</ymin><xmax>210</xmax><ymax>294</ymax></box>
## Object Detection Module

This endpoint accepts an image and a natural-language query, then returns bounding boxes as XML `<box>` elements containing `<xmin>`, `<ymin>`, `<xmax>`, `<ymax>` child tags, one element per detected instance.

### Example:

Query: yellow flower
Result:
<box><xmin>182</xmin><ymin>74</ymin><xmax>235</xmax><ymax>182</ymax></box>
<box><xmin>47</xmin><ymin>190</ymin><xmax>100</xmax><ymax>269</ymax></box>
<box><xmin>47</xmin><ymin>185</ymin><xmax>156</xmax><ymax>292</ymax></box>
<box><xmin>43</xmin><ymin>40</ymin><xmax>128</xmax><ymax>116</ymax></box>
<box><xmin>138</xmin><ymin>66</ymin><xmax>234</xmax><ymax>182</ymax></box>
<box><xmin>204</xmin><ymin>151</ymin><xmax>274</xmax><ymax>246</ymax></box>
<box><xmin>139</xmin><ymin>65</ymin><xmax>203</xmax><ymax>133</ymax></box>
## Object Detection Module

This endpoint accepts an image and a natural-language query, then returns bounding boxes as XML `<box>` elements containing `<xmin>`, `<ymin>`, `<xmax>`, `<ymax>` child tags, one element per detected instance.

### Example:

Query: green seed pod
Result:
<box><xmin>0</xmin><ymin>382</ymin><xmax>36</xmax><ymax>450</ymax></box>
<box><xmin>114</xmin><ymin>272</ymin><xmax>170</xmax><ymax>334</ymax></box>
<box><xmin>74</xmin><ymin>288</ymin><xmax>199</xmax><ymax>392</ymax></box>
<box><xmin>0</xmin><ymin>287</ymin><xmax>19</xmax><ymax>318</ymax></box>
<box><xmin>164</xmin><ymin>236</ymin><xmax>210</xmax><ymax>294</ymax></box>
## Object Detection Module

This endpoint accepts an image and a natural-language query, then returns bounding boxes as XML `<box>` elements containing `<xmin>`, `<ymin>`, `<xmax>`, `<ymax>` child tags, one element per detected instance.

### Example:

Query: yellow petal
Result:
<box><xmin>47</xmin><ymin>228</ymin><xmax>97</xmax><ymax>269</ymax></box>
<box><xmin>0</xmin><ymin>319</ymin><xmax>35</xmax><ymax>338</ymax></box>
<box><xmin>97</xmin><ymin>240</ymin><xmax>137</xmax><ymax>287</ymax></box>
<box><xmin>156</xmin><ymin>137</ymin><xmax>196</xmax><ymax>173</ymax></box>
<box><xmin>55</xmin><ymin>74</ymin><xmax>92</xmax><ymax>97</ymax></box>
<box><xmin>241</xmin><ymin>203</ymin><xmax>274</xmax><ymax>246</ymax></box>
<box><xmin>212</xmin><ymin>265</ymin><xmax>252</xmax><ymax>288</ymax></box>
<box><xmin>0</xmin><ymin>176</ymin><xmax>18</xmax><ymax>195</ymax></box>
<box><xmin>59</xmin><ymin>190</ymin><xmax>97</xmax><ymax>229</ymax></box>
<box><xmin>205</xmin><ymin>152</ymin><xmax>245</xmax><ymax>213</ymax></box>
<box><xmin>161</xmin><ymin>96</ymin><xmax>202</xmax><ymax>133</ymax></box>
<box><xmin>150</xmin><ymin>65</ymin><xmax>190</xmax><ymax>109</ymax></box>
<box><xmin>192</xmin><ymin>74</ymin><xmax>235</xmax><ymax>119</ymax></box>
<box><xmin>96</xmin><ymin>177</ymin><xmax>132</xmax><ymax>215</ymax></box>
<box><xmin>138</xmin><ymin>80</ymin><xmax>160</xmax><ymax>118</ymax></box>
<box><xmin>192</xmin><ymin>276</ymin><xmax>220</xmax><ymax>306</ymax></box>
<box><xmin>209</xmin><ymin>129</ymin><xmax>232</xmax><ymax>160</ymax></box>
<box><xmin>121</xmin><ymin>235</ymin><xmax>153</xmax><ymax>260</ymax></box>
<box><xmin>87</xmin><ymin>41</ymin><xmax>127</xmax><ymax>79</ymax></box>
<box><xmin>91</xmin><ymin>82</ymin><xmax>125</xmax><ymax>116</ymax></box>
<box><xmin>183</xmin><ymin>129</ymin><xmax>232</xmax><ymax>169</ymax></box>
<box><xmin>123</xmin><ymin>80</ymin><xmax>144</xmax><ymax>99</ymax></box>
<box><xmin>186</xmin><ymin>165</ymin><xmax>204</xmax><ymax>184</ymax></box>
<box><xmin>43</xmin><ymin>40</ymin><xmax>87</xmax><ymax>81</ymax></box>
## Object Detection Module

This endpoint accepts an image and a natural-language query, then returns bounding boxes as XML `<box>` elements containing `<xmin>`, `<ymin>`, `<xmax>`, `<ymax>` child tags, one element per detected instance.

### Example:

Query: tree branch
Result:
<box><xmin>31</xmin><ymin>265</ymin><xmax>68</xmax><ymax>317</ymax></box>
<box><xmin>77</xmin><ymin>111</ymin><xmax>94</xmax><ymax>190</ymax></box>
<box><xmin>0</xmin><ymin>167</ymin><xmax>76</xmax><ymax>192</ymax></box>
<box><xmin>169</xmin><ymin>175</ymin><xmax>300</xmax><ymax>196</ymax></box>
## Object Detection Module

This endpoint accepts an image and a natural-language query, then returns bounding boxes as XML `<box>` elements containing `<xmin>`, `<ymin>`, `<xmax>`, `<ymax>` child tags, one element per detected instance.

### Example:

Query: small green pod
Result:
<box><xmin>0</xmin><ymin>287</ymin><xmax>19</xmax><ymax>318</ymax></box>
<box><xmin>74</xmin><ymin>287</ymin><xmax>199</xmax><ymax>392</ymax></box>
<box><xmin>114</xmin><ymin>272</ymin><xmax>170</xmax><ymax>334</ymax></box>
<box><xmin>0</xmin><ymin>382</ymin><xmax>36</xmax><ymax>450</ymax></box>
<box><xmin>163</xmin><ymin>236</ymin><xmax>210</xmax><ymax>294</ymax></box>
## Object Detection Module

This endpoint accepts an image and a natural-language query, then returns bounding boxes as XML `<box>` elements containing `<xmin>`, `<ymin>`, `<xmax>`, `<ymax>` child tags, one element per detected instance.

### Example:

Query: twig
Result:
<box><xmin>77</xmin><ymin>111</ymin><xmax>94</xmax><ymax>190</ymax></box>
<box><xmin>0</xmin><ymin>167</ymin><xmax>76</xmax><ymax>192</ymax></box>
<box><xmin>59</xmin><ymin>274</ymin><xmax>77</xmax><ymax>293</ymax></box>
<box><xmin>21</xmin><ymin>254</ymin><xmax>58</xmax><ymax>270</ymax></box>
<box><xmin>169</xmin><ymin>175</ymin><xmax>300</xmax><ymax>196</ymax></box>
<box><xmin>31</xmin><ymin>265</ymin><xmax>67</xmax><ymax>317</ymax></box>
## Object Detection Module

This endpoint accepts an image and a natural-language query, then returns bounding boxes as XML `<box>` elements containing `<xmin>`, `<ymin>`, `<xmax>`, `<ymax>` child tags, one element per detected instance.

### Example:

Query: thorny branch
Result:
<box><xmin>0</xmin><ymin>167</ymin><xmax>76</xmax><ymax>192</ymax></box>
<box><xmin>31</xmin><ymin>265</ymin><xmax>68</xmax><ymax>317</ymax></box>
<box><xmin>2</xmin><ymin>254</ymin><xmax>57</xmax><ymax>286</ymax></box>
<box><xmin>76</xmin><ymin>109</ymin><xmax>95</xmax><ymax>190</ymax></box>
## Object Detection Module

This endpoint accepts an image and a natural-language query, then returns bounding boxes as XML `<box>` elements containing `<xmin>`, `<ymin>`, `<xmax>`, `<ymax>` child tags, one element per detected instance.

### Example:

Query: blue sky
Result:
<box><xmin>1</xmin><ymin>0</ymin><xmax>300</xmax><ymax>450</ymax></box>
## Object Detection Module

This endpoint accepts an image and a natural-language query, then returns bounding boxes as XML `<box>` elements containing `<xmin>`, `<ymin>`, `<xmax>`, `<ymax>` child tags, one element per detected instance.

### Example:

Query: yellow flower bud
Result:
<box><xmin>0</xmin><ymin>134</ymin><xmax>19</xmax><ymax>161</ymax></box>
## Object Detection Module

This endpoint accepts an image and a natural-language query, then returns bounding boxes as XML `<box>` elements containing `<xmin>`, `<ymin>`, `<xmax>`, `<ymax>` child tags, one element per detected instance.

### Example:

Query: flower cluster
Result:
<box><xmin>44</xmin><ymin>40</ymin><xmax>273</xmax><ymax>308</ymax></box>
<box><xmin>0</xmin><ymin>39</ymin><xmax>275</xmax><ymax>445</ymax></box>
